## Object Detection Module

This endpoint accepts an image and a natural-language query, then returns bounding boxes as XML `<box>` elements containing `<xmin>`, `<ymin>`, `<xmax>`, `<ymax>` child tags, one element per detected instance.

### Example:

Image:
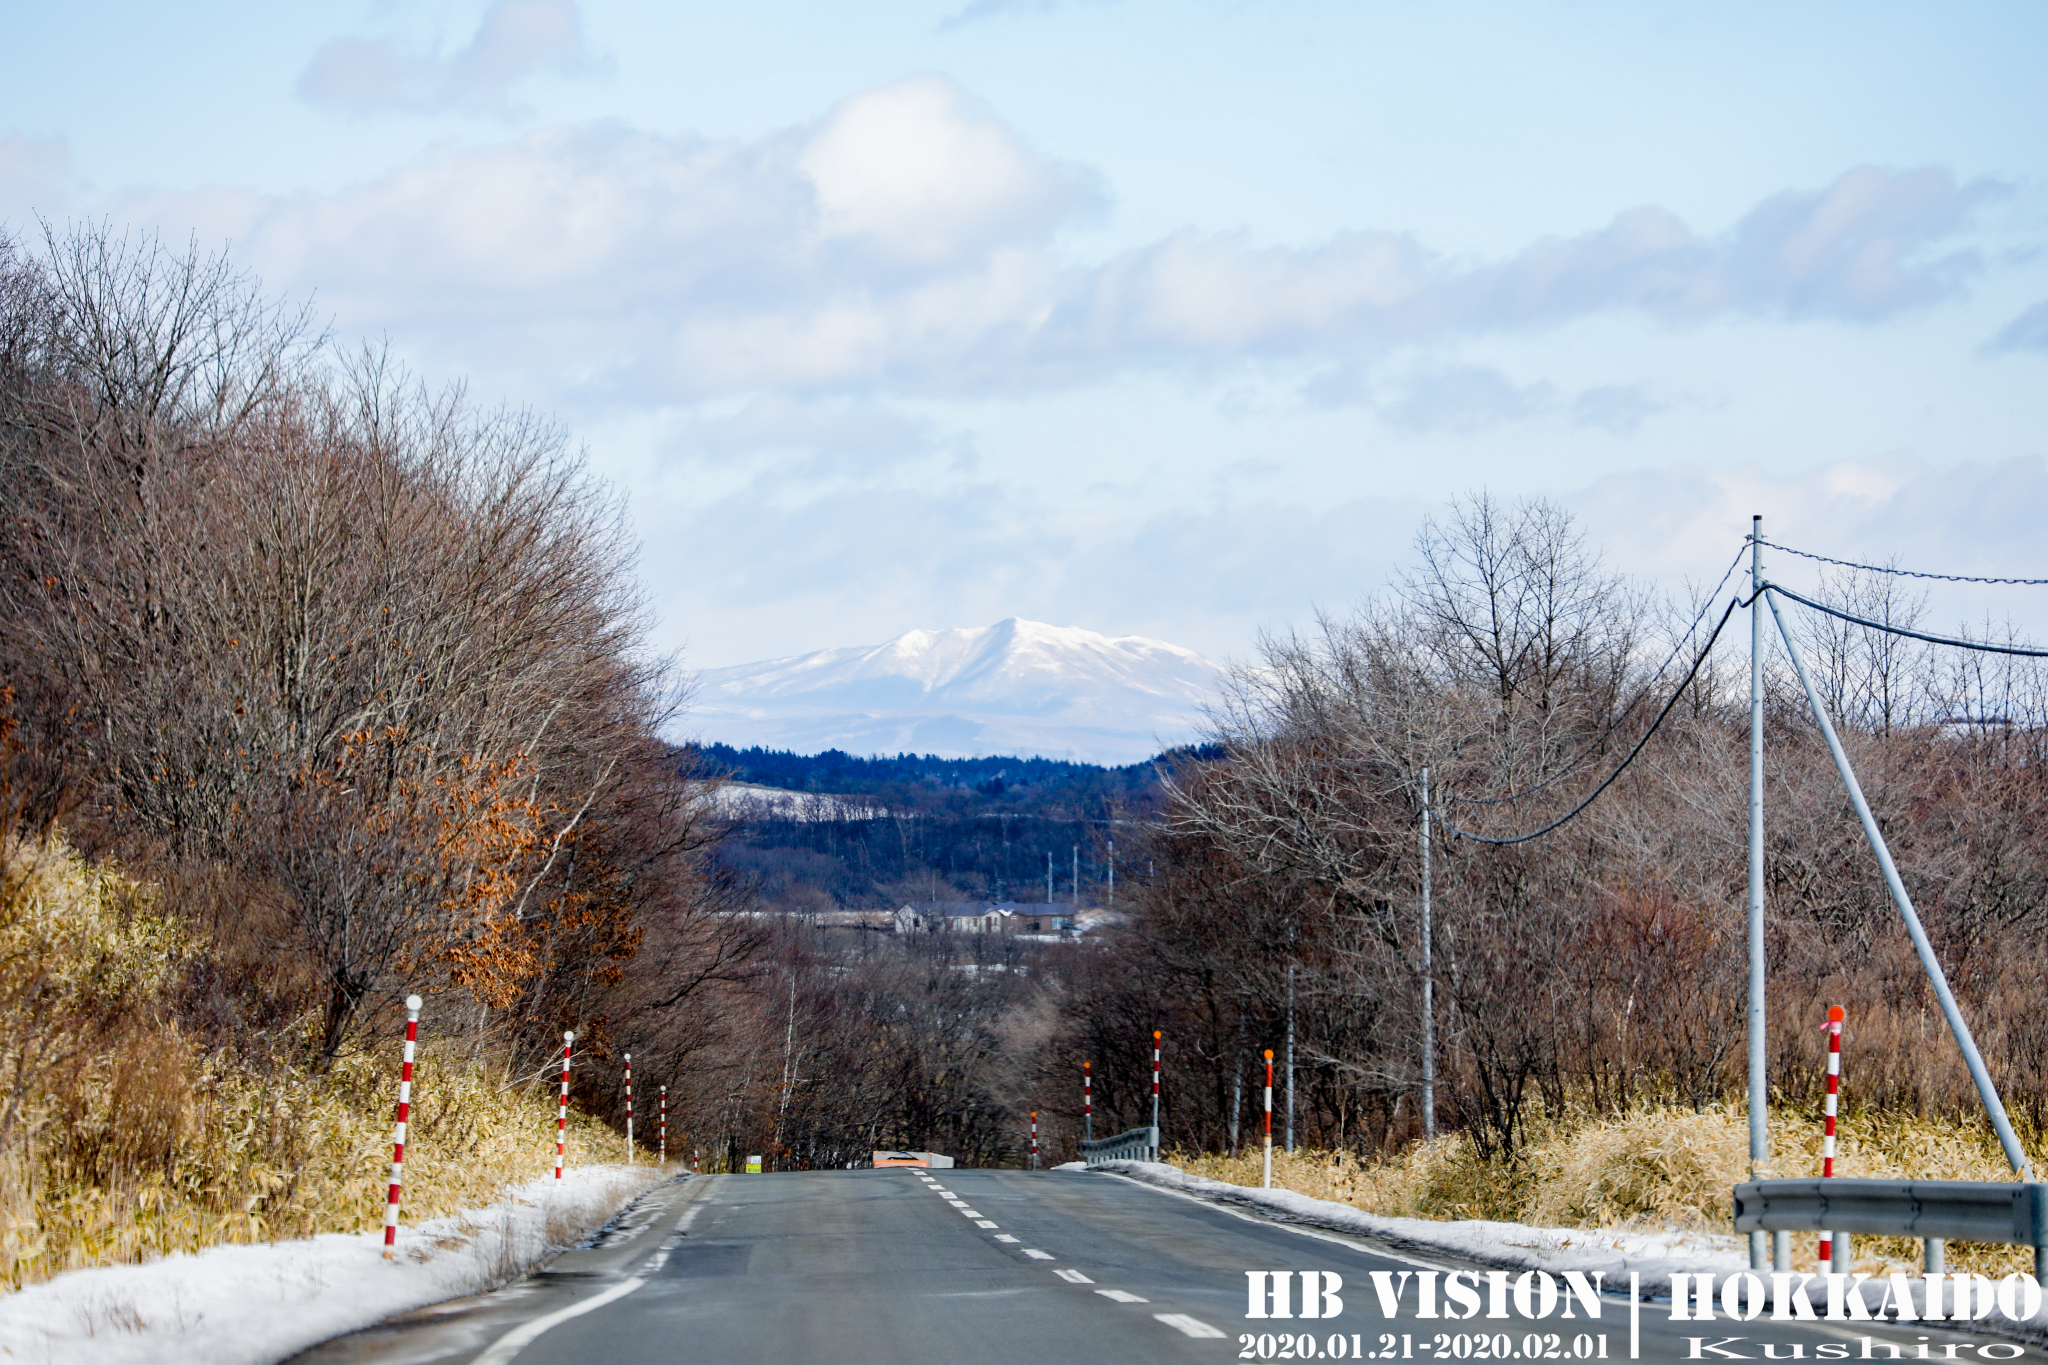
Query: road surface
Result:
<box><xmin>291</xmin><ymin>1167</ymin><xmax>2026</xmax><ymax>1365</ymax></box>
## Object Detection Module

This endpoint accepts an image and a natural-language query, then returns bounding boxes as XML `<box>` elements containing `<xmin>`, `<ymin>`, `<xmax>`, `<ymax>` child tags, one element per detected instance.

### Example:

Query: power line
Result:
<box><xmin>1454</xmin><ymin>542</ymin><xmax>1749</xmax><ymax>808</ymax></box>
<box><xmin>1762</xmin><ymin>540</ymin><xmax>2048</xmax><ymax>587</ymax></box>
<box><xmin>1440</xmin><ymin>593</ymin><xmax>1743</xmax><ymax>846</ymax></box>
<box><xmin>1765</xmin><ymin>583</ymin><xmax>2048</xmax><ymax>659</ymax></box>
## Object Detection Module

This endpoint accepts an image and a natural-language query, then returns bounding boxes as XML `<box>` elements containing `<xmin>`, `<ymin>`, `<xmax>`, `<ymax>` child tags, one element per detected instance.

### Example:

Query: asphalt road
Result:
<box><xmin>290</xmin><ymin>1168</ymin><xmax>2031</xmax><ymax>1365</ymax></box>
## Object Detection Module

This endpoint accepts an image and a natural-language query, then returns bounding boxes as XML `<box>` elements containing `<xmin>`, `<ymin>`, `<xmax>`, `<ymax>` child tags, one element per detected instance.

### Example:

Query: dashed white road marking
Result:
<box><xmin>1154</xmin><ymin>1314</ymin><xmax>1227</xmax><ymax>1338</ymax></box>
<box><xmin>945</xmin><ymin>1199</ymin><xmax>968</xmax><ymax>1207</ymax></box>
<box><xmin>1096</xmin><ymin>1289</ymin><xmax>1149</xmax><ymax>1304</ymax></box>
<box><xmin>993</xmin><ymin>1234</ymin><xmax>1019</xmax><ymax>1243</ymax></box>
<box><xmin>1023</xmin><ymin>1249</ymin><xmax>1055</xmax><ymax>1260</ymax></box>
<box><xmin>1052</xmin><ymin>1269</ymin><xmax>1093</xmax><ymax>1284</ymax></box>
<box><xmin>958</xmin><ymin>1209</ymin><xmax>984</xmax><ymax>1218</ymax></box>
<box><xmin>974</xmin><ymin>1219</ymin><xmax>998</xmax><ymax>1228</ymax></box>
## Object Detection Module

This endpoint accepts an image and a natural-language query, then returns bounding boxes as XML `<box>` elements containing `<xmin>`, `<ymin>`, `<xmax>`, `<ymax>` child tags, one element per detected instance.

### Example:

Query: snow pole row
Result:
<box><xmin>382</xmin><ymin>994</ymin><xmax>422</xmax><ymax>1254</ymax></box>
<box><xmin>1820</xmin><ymin>1005</ymin><xmax>1845</xmax><ymax>1267</ymax></box>
<box><xmin>383</xmin><ymin>1007</ymin><xmax>675</xmax><ymax>1252</ymax></box>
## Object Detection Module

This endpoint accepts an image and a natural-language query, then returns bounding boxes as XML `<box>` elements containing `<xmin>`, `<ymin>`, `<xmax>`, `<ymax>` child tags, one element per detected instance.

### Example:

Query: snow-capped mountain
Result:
<box><xmin>686</xmin><ymin>618</ymin><xmax>1226</xmax><ymax>765</ymax></box>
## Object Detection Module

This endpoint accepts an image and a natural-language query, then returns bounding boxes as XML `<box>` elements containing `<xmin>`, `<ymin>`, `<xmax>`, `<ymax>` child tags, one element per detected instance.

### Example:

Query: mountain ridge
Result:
<box><xmin>686</xmin><ymin>618</ymin><xmax>1226</xmax><ymax>764</ymax></box>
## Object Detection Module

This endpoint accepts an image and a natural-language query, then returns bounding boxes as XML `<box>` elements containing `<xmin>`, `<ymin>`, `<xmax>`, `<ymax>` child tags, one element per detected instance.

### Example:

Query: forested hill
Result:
<box><xmin>698</xmin><ymin>742</ymin><xmax>1221</xmax><ymax>810</ymax></box>
<box><xmin>698</xmin><ymin>742</ymin><xmax>1224</xmax><ymax>910</ymax></box>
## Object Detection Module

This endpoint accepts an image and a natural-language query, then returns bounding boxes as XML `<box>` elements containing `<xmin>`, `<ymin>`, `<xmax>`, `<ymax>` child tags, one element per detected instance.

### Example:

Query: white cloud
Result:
<box><xmin>2</xmin><ymin>87</ymin><xmax>2011</xmax><ymax>408</ymax></box>
<box><xmin>797</xmin><ymin>78</ymin><xmax>1095</xmax><ymax>266</ymax></box>
<box><xmin>297</xmin><ymin>0</ymin><xmax>603</xmax><ymax>116</ymax></box>
<box><xmin>647</xmin><ymin>453</ymin><xmax>2048</xmax><ymax>672</ymax></box>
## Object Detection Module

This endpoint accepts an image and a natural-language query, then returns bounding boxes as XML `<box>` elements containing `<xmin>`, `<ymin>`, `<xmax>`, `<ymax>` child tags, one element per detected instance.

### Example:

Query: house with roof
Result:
<box><xmin>892</xmin><ymin>901</ymin><xmax>1072</xmax><ymax>934</ymax></box>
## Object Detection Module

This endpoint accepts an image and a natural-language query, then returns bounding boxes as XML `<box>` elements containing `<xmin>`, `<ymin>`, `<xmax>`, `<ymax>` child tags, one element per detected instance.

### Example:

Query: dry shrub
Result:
<box><xmin>1178</xmin><ymin>1102</ymin><xmax>2045</xmax><ymax>1278</ymax></box>
<box><xmin>1521</xmin><ymin>1105</ymin><xmax>1748</xmax><ymax>1230</ymax></box>
<box><xmin>0</xmin><ymin>839</ymin><xmax>643</xmax><ymax>1290</ymax></box>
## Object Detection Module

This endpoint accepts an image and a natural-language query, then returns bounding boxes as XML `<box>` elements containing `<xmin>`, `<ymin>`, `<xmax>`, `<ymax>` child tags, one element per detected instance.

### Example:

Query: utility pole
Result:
<box><xmin>1747</xmin><ymin>516</ymin><xmax>1775</xmax><ymax>1272</ymax></box>
<box><xmin>1046</xmin><ymin>852</ymin><xmax>1053</xmax><ymax>904</ymax></box>
<box><xmin>1072</xmin><ymin>845</ymin><xmax>1079</xmax><ymax>907</ymax></box>
<box><xmin>1108</xmin><ymin>838</ymin><xmax>1115</xmax><ymax>906</ymax></box>
<box><xmin>1421</xmin><ymin>765</ymin><xmax>1435</xmax><ymax>1141</ymax></box>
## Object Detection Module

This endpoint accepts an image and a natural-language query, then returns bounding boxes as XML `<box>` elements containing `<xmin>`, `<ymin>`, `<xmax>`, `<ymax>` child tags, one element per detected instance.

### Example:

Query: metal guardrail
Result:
<box><xmin>1082</xmin><ymin>1126</ymin><xmax>1159</xmax><ymax>1165</ymax></box>
<box><xmin>1734</xmin><ymin>1179</ymin><xmax>2048</xmax><ymax>1276</ymax></box>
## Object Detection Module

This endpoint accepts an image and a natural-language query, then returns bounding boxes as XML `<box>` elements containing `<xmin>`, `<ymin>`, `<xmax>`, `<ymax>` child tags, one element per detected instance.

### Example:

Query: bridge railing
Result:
<box><xmin>1081</xmin><ymin>1126</ymin><xmax>1159</xmax><ymax>1165</ymax></box>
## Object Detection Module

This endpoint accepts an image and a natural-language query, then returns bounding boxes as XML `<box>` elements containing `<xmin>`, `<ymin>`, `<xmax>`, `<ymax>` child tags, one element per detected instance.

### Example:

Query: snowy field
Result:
<box><xmin>0</xmin><ymin>1165</ymin><xmax>670</xmax><ymax>1365</ymax></box>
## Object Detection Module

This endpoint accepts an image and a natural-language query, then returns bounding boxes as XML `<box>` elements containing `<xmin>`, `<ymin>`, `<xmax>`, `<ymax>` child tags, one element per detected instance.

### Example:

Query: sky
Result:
<box><xmin>6</xmin><ymin>0</ymin><xmax>2047</xmax><ymax>674</ymax></box>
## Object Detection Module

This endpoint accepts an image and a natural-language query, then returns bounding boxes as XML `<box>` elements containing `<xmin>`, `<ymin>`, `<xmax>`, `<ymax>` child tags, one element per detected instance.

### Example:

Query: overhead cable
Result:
<box><xmin>1766</xmin><ymin>583</ymin><xmax>2048</xmax><ymax>659</ymax></box>
<box><xmin>1762</xmin><ymin>540</ymin><xmax>2048</xmax><ymax>587</ymax></box>
<box><xmin>1439</xmin><ymin>593</ymin><xmax>1742</xmax><ymax>846</ymax></box>
<box><xmin>1453</xmin><ymin>542</ymin><xmax>1748</xmax><ymax>808</ymax></box>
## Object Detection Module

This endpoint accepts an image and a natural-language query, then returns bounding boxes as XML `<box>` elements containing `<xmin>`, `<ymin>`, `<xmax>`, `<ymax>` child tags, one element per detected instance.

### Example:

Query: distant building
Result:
<box><xmin>892</xmin><ymin>901</ymin><xmax>1072</xmax><ymax>934</ymax></box>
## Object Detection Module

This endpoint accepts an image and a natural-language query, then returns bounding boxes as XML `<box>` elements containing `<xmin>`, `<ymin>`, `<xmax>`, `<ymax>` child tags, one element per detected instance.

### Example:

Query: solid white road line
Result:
<box><xmin>471</xmin><ymin>1277</ymin><xmax>647</xmax><ymax>1365</ymax></box>
<box><xmin>1052</xmin><ymin>1269</ymin><xmax>1093</xmax><ymax>1284</ymax></box>
<box><xmin>1095</xmin><ymin>1289</ymin><xmax>1149</xmax><ymax>1304</ymax></box>
<box><xmin>1154</xmin><ymin>1314</ymin><xmax>1227</xmax><ymax>1338</ymax></box>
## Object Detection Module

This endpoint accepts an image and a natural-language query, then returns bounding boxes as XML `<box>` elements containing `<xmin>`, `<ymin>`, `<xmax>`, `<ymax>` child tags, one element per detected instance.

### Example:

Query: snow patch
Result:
<box><xmin>0</xmin><ymin>1165</ymin><xmax>670</xmax><ymax>1365</ymax></box>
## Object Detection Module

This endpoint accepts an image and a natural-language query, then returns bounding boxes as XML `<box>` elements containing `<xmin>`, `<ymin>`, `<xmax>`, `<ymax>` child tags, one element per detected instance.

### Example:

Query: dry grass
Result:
<box><xmin>0</xmin><ymin>838</ymin><xmax>643</xmax><ymax>1291</ymax></box>
<box><xmin>1174</xmin><ymin>1103</ymin><xmax>2045</xmax><ymax>1278</ymax></box>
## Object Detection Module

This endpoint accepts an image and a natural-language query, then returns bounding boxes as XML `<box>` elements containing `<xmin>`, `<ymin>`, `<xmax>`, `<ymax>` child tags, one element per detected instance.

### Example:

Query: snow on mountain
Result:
<box><xmin>685</xmin><ymin>618</ymin><xmax>1227</xmax><ymax>765</ymax></box>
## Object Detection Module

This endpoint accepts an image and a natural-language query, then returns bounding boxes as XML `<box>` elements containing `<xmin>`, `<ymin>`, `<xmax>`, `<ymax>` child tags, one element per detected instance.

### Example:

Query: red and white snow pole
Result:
<box><xmin>624</xmin><ymin>1053</ymin><xmax>633</xmax><ymax>1164</ymax></box>
<box><xmin>1263</xmin><ymin>1048</ymin><xmax>1275</xmax><ymax>1189</ymax></box>
<box><xmin>384</xmin><ymin>993</ymin><xmax>422</xmax><ymax>1252</ymax></box>
<box><xmin>1151</xmin><ymin>1029</ymin><xmax>1162</xmax><ymax>1138</ymax></box>
<box><xmin>1030</xmin><ymin>1110</ymin><xmax>1039</xmax><ymax>1169</ymax></box>
<box><xmin>659</xmin><ymin>1084</ymin><xmax>667</xmax><ymax>1166</ymax></box>
<box><xmin>1819</xmin><ymin>1006</ymin><xmax>1844</xmax><ymax>1266</ymax></box>
<box><xmin>1083</xmin><ymin>1061</ymin><xmax>1092</xmax><ymax>1144</ymax></box>
<box><xmin>554</xmin><ymin>1031</ymin><xmax>574</xmax><ymax>1180</ymax></box>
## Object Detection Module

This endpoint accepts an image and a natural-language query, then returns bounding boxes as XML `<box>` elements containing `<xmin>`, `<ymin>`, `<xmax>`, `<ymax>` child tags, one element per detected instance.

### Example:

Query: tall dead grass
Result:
<box><xmin>0</xmin><ymin>839</ymin><xmax>637</xmax><ymax>1291</ymax></box>
<box><xmin>1174</xmin><ymin>1102</ymin><xmax>2045</xmax><ymax>1278</ymax></box>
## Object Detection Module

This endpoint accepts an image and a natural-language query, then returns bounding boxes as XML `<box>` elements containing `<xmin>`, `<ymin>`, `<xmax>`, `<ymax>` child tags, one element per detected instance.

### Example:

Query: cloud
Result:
<box><xmin>1570</xmin><ymin>384</ymin><xmax>1667</xmax><ymax>435</ymax></box>
<box><xmin>297</xmin><ymin>0</ymin><xmax>603</xmax><ymax>115</ymax></box>
<box><xmin>796</xmin><ymin>78</ymin><xmax>1095</xmax><ymax>266</ymax></box>
<box><xmin>1376</xmin><ymin>365</ymin><xmax>1554</xmax><ymax>434</ymax></box>
<box><xmin>1986</xmin><ymin>300</ymin><xmax>2048</xmax><ymax>353</ymax></box>
<box><xmin>663</xmin><ymin>394</ymin><xmax>971</xmax><ymax>478</ymax></box>
<box><xmin>649</xmin><ymin>453</ymin><xmax>2048</xmax><ymax>674</ymax></box>
<box><xmin>101</xmin><ymin>77</ymin><xmax>2001</xmax><ymax>403</ymax></box>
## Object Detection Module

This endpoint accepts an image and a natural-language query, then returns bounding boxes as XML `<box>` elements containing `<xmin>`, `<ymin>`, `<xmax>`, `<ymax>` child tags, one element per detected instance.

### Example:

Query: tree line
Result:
<box><xmin>1051</xmin><ymin>495</ymin><xmax>2048</xmax><ymax>1168</ymax></box>
<box><xmin>0</xmin><ymin>224</ymin><xmax>756</xmax><ymax>1145</ymax></box>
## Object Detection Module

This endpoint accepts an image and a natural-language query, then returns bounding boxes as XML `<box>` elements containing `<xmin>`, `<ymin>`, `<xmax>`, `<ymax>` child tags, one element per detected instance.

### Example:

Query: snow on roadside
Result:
<box><xmin>0</xmin><ymin>1164</ymin><xmax>672</xmax><ymax>1365</ymax></box>
<box><xmin>1090</xmin><ymin>1159</ymin><xmax>1750</xmax><ymax>1298</ymax></box>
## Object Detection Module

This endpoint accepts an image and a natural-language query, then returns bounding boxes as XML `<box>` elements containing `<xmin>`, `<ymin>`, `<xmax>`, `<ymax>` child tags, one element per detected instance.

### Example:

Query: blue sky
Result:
<box><xmin>7</xmin><ymin>1</ymin><xmax>2047</xmax><ymax>669</ymax></box>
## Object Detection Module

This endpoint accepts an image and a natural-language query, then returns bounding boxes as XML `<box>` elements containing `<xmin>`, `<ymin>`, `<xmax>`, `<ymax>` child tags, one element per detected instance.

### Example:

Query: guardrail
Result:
<box><xmin>1733</xmin><ymin>1179</ymin><xmax>2048</xmax><ymax>1278</ymax></box>
<box><xmin>1082</xmin><ymin>1126</ymin><xmax>1159</xmax><ymax>1165</ymax></box>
